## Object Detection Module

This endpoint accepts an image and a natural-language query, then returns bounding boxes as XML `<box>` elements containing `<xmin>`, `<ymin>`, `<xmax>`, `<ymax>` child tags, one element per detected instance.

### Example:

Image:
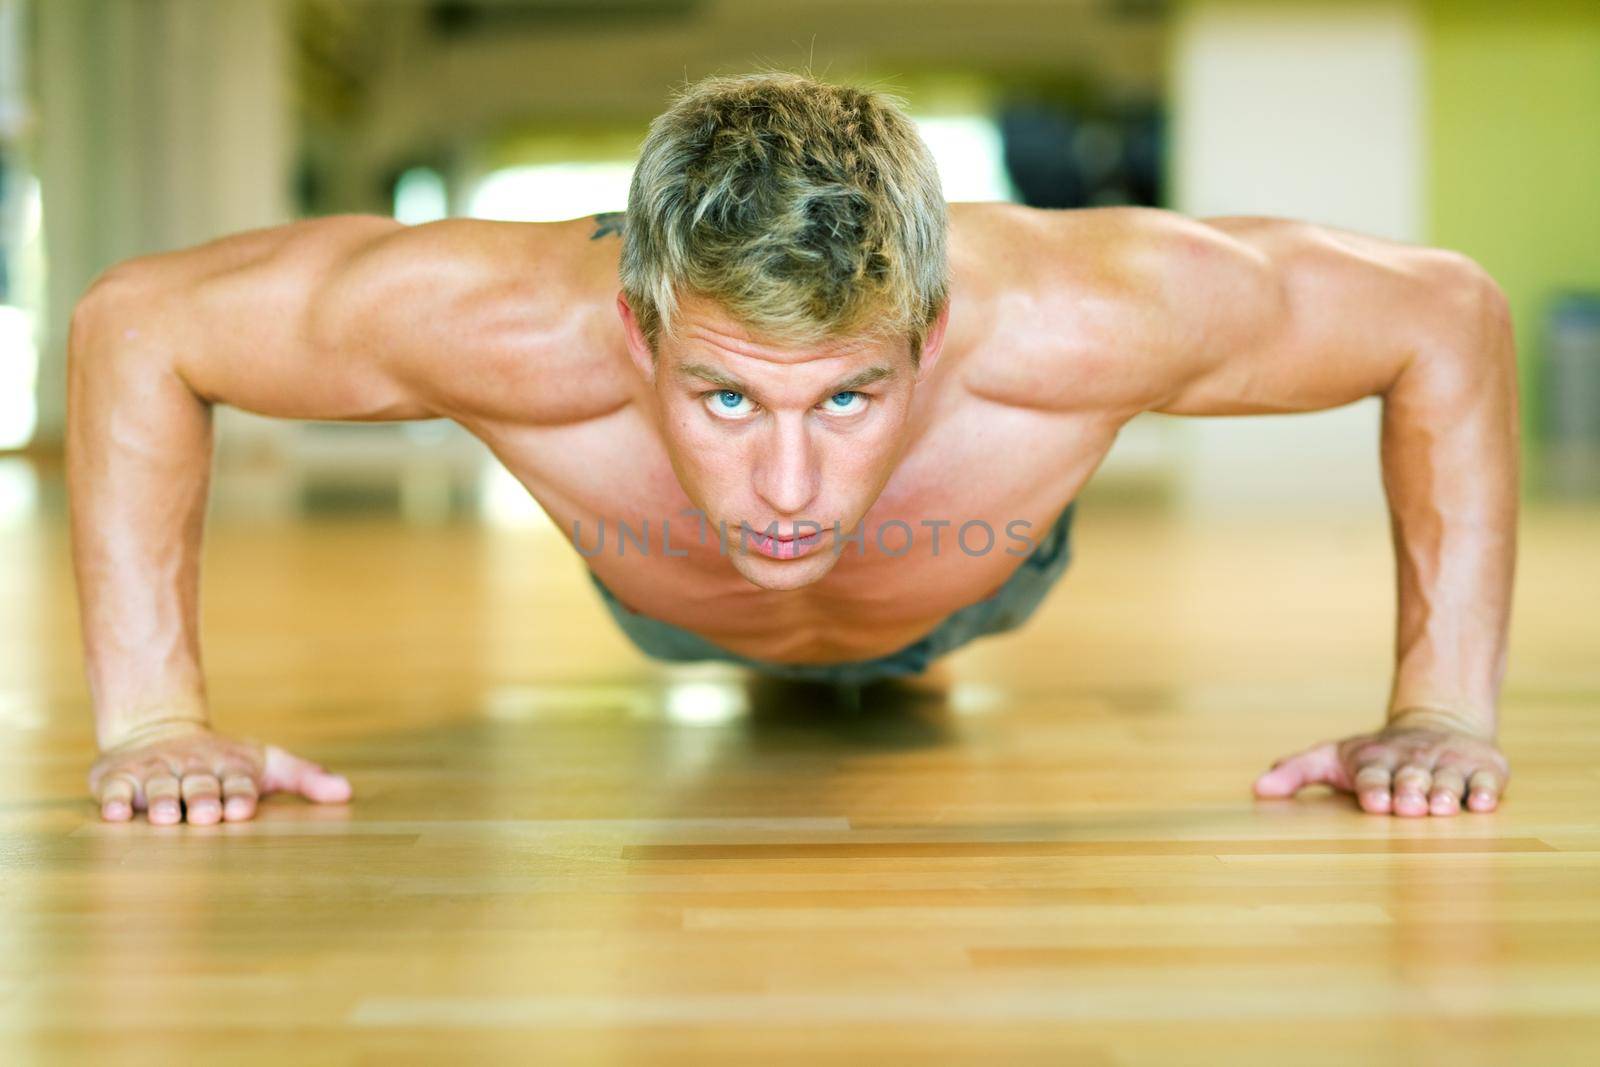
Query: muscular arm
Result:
<box><xmin>65</xmin><ymin>214</ymin><xmax>567</xmax><ymax>822</ymax></box>
<box><xmin>69</xmin><ymin>216</ymin><xmax>412</xmax><ymax>748</ymax></box>
<box><xmin>1082</xmin><ymin>211</ymin><xmax>1518</xmax><ymax>814</ymax></box>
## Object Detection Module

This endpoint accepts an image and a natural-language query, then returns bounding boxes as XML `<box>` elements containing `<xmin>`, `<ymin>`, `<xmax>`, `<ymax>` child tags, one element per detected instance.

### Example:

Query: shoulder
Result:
<box><xmin>950</xmin><ymin>201</ymin><xmax>1244</xmax><ymax>296</ymax></box>
<box><xmin>315</xmin><ymin>215</ymin><xmax>638</xmax><ymax>425</ymax></box>
<box><xmin>948</xmin><ymin>204</ymin><xmax>1301</xmax><ymax>415</ymax></box>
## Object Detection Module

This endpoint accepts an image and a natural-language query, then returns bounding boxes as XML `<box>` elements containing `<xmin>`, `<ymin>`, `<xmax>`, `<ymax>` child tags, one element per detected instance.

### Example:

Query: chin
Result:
<box><xmin>729</xmin><ymin>547</ymin><xmax>841</xmax><ymax>591</ymax></box>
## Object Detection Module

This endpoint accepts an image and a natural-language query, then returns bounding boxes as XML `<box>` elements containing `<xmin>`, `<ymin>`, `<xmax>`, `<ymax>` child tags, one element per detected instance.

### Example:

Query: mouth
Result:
<box><xmin>746</xmin><ymin>526</ymin><xmax>827</xmax><ymax>561</ymax></box>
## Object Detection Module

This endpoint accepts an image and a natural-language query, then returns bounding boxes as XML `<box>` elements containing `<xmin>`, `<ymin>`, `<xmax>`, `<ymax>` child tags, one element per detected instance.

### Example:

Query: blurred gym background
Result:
<box><xmin>0</xmin><ymin>0</ymin><xmax>1597</xmax><ymax>522</ymax></box>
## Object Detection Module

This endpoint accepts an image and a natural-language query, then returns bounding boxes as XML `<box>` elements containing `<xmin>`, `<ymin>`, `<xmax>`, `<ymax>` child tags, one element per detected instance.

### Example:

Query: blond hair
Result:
<box><xmin>619</xmin><ymin>70</ymin><xmax>949</xmax><ymax>361</ymax></box>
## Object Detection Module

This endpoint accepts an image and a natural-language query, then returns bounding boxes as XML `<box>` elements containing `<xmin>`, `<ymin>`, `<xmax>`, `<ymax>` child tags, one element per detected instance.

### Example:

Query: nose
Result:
<box><xmin>752</xmin><ymin>415</ymin><xmax>820</xmax><ymax>518</ymax></box>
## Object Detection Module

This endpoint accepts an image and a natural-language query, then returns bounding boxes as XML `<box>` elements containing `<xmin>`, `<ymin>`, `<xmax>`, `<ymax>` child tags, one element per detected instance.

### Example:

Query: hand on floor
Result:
<box><xmin>88</xmin><ymin>722</ymin><xmax>352</xmax><ymax>825</ymax></box>
<box><xmin>1252</xmin><ymin>707</ymin><xmax>1509</xmax><ymax>816</ymax></box>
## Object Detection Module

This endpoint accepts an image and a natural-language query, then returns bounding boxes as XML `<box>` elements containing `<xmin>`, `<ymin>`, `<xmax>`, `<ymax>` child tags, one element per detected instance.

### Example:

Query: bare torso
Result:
<box><xmin>460</xmin><ymin>203</ymin><xmax>1129</xmax><ymax>664</ymax></box>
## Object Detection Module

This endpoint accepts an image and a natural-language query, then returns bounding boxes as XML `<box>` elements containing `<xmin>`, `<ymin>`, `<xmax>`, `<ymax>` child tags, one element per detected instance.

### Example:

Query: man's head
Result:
<box><xmin>616</xmin><ymin>70</ymin><xmax>951</xmax><ymax>591</ymax></box>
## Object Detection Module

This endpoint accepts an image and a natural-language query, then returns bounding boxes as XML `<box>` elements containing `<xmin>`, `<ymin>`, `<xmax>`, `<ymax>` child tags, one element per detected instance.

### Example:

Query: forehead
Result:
<box><xmin>665</xmin><ymin>295</ymin><xmax>905</xmax><ymax>370</ymax></box>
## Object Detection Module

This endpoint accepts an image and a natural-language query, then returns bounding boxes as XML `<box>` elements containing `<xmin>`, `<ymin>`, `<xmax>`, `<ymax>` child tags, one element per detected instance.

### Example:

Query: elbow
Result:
<box><xmin>67</xmin><ymin>283</ymin><xmax>106</xmax><ymax>360</ymax></box>
<box><xmin>68</xmin><ymin>264</ymin><xmax>163</xmax><ymax>364</ymax></box>
<box><xmin>1465</xmin><ymin>257</ymin><xmax>1514</xmax><ymax>355</ymax></box>
<box><xmin>67</xmin><ymin>265</ymin><xmax>183</xmax><ymax>418</ymax></box>
<box><xmin>1443</xmin><ymin>253</ymin><xmax>1515</xmax><ymax>363</ymax></box>
<box><xmin>1409</xmin><ymin>254</ymin><xmax>1520</xmax><ymax>436</ymax></box>
<box><xmin>1482</xmin><ymin>277</ymin><xmax>1515</xmax><ymax>368</ymax></box>
<box><xmin>1409</xmin><ymin>253</ymin><xmax>1517</xmax><ymax>392</ymax></box>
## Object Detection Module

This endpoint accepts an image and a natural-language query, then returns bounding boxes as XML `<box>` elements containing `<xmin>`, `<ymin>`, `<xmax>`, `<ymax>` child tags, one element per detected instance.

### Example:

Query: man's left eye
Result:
<box><xmin>821</xmin><ymin>391</ymin><xmax>866</xmax><ymax>414</ymax></box>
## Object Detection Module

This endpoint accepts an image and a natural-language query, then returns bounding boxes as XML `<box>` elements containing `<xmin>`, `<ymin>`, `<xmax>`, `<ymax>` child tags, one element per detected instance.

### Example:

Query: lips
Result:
<box><xmin>747</xmin><ymin>526</ymin><xmax>826</xmax><ymax>560</ymax></box>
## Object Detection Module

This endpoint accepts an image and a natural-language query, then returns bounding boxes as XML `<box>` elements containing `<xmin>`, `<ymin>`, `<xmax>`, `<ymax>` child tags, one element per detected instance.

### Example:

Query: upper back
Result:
<box><xmin>108</xmin><ymin>203</ymin><xmax>1183</xmax><ymax>435</ymax></box>
<box><xmin>940</xmin><ymin>201</ymin><xmax>1181</xmax><ymax>422</ymax></box>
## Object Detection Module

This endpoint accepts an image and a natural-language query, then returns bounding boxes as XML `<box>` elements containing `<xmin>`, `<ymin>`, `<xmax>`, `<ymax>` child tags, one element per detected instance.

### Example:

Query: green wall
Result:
<box><xmin>1426</xmin><ymin>0</ymin><xmax>1600</xmax><ymax>458</ymax></box>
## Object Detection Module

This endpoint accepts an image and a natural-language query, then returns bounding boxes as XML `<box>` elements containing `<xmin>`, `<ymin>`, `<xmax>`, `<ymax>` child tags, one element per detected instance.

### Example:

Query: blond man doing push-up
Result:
<box><xmin>68</xmin><ymin>72</ymin><xmax>1516</xmax><ymax>826</ymax></box>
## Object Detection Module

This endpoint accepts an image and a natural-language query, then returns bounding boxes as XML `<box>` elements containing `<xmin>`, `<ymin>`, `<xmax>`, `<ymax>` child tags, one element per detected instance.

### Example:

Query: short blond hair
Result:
<box><xmin>620</xmin><ymin>70</ymin><xmax>949</xmax><ymax>361</ymax></box>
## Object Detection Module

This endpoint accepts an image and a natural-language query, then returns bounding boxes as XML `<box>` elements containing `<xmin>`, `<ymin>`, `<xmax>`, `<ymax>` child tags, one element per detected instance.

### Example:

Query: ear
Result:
<box><xmin>616</xmin><ymin>292</ymin><xmax>656</xmax><ymax>382</ymax></box>
<box><xmin>914</xmin><ymin>300</ymin><xmax>953</xmax><ymax>381</ymax></box>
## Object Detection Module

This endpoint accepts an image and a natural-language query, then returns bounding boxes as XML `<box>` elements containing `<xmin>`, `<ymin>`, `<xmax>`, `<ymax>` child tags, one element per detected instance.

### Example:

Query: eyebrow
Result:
<box><xmin>677</xmin><ymin>362</ymin><xmax>751</xmax><ymax>392</ymax></box>
<box><xmin>831</xmin><ymin>365</ymin><xmax>896</xmax><ymax>392</ymax></box>
<box><xmin>676</xmin><ymin>362</ymin><xmax>896</xmax><ymax>397</ymax></box>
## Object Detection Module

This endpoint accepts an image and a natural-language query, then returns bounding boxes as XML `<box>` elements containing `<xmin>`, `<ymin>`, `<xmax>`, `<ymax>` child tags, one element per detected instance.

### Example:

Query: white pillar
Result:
<box><xmin>32</xmin><ymin>0</ymin><xmax>291</xmax><ymax>446</ymax></box>
<box><xmin>1166</xmin><ymin>0</ymin><xmax>1424</xmax><ymax>515</ymax></box>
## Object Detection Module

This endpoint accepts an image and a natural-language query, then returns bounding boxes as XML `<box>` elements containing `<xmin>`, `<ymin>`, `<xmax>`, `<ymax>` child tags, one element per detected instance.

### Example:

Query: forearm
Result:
<box><xmin>67</xmin><ymin>273</ymin><xmax>215</xmax><ymax>749</ymax></box>
<box><xmin>1379</xmin><ymin>272</ymin><xmax>1519</xmax><ymax>737</ymax></box>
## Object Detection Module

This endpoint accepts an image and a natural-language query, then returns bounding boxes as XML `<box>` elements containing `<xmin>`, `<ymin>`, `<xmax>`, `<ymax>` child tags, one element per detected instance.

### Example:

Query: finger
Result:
<box><xmin>1253</xmin><ymin>743</ymin><xmax>1339</xmax><ymax>798</ymax></box>
<box><xmin>144</xmin><ymin>773</ymin><xmax>182</xmax><ymax>825</ymax></box>
<box><xmin>1391</xmin><ymin>764</ymin><xmax>1433</xmax><ymax>817</ymax></box>
<box><xmin>221</xmin><ymin>774</ymin><xmax>260</xmax><ymax>822</ymax></box>
<box><xmin>97</xmin><ymin>774</ymin><xmax>138</xmax><ymax>822</ymax></box>
<box><xmin>1428</xmin><ymin>767</ymin><xmax>1469</xmax><ymax>816</ymax></box>
<box><xmin>263</xmin><ymin>746</ymin><xmax>352</xmax><ymax>805</ymax></box>
<box><xmin>1467</xmin><ymin>769</ymin><xmax>1504</xmax><ymax>812</ymax></box>
<box><xmin>180</xmin><ymin>773</ymin><xmax>223</xmax><ymax>826</ymax></box>
<box><xmin>1353</xmin><ymin>763</ymin><xmax>1395</xmax><ymax>814</ymax></box>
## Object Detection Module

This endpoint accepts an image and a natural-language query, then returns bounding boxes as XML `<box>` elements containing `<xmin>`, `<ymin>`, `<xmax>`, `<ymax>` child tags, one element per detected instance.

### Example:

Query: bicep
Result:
<box><xmin>1146</xmin><ymin>216</ymin><xmax>1472</xmax><ymax>417</ymax></box>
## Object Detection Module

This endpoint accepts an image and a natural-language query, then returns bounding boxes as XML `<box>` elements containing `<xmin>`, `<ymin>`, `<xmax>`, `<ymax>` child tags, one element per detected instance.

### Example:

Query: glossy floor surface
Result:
<box><xmin>4</xmin><ymin>459</ymin><xmax>1599</xmax><ymax>1064</ymax></box>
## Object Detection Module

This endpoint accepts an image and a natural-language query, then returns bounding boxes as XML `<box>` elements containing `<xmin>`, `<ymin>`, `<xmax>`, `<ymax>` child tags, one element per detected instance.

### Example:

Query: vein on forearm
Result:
<box><xmin>1379</xmin><ymin>287</ymin><xmax>1518</xmax><ymax>727</ymax></box>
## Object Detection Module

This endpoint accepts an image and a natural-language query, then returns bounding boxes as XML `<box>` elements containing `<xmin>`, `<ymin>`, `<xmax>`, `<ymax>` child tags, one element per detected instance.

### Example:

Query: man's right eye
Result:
<box><xmin>704</xmin><ymin>390</ymin><xmax>756</xmax><ymax>418</ymax></box>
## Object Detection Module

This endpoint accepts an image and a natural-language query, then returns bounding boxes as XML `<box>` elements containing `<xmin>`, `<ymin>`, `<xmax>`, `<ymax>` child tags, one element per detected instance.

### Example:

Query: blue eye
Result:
<box><xmin>705</xmin><ymin>389</ymin><xmax>754</xmax><ymax>418</ymax></box>
<box><xmin>822</xmin><ymin>390</ymin><xmax>866</xmax><ymax>414</ymax></box>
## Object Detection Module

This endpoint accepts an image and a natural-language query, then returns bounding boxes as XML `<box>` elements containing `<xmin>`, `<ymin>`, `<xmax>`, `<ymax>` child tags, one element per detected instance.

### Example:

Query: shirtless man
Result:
<box><xmin>67</xmin><ymin>72</ymin><xmax>1516</xmax><ymax>827</ymax></box>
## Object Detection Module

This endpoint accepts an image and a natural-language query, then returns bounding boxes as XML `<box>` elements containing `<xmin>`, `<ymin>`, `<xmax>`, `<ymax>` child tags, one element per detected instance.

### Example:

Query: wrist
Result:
<box><xmin>1386</xmin><ymin>703</ymin><xmax>1497</xmax><ymax>740</ymax></box>
<box><xmin>97</xmin><ymin>710</ymin><xmax>210</xmax><ymax>753</ymax></box>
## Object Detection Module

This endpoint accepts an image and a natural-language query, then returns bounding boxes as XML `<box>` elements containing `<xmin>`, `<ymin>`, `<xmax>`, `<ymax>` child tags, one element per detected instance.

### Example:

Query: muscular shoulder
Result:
<box><xmin>949</xmin><ymin>204</ymin><xmax>1277</xmax><ymax>416</ymax></box>
<box><xmin>315</xmin><ymin>216</ymin><xmax>636</xmax><ymax>426</ymax></box>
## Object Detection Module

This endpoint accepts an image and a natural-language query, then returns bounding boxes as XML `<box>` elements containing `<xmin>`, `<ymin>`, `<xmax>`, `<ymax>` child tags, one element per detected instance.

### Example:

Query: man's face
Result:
<box><xmin>618</xmin><ymin>292</ymin><xmax>947</xmax><ymax>591</ymax></box>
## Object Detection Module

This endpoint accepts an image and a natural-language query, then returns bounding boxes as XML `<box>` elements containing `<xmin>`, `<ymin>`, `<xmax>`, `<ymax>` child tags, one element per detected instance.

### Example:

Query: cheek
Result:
<box><xmin>658</xmin><ymin>396</ymin><xmax>705</xmax><ymax>453</ymax></box>
<box><xmin>822</xmin><ymin>421</ymin><xmax>900</xmax><ymax>483</ymax></box>
<box><xmin>666</xmin><ymin>411</ymin><xmax>745</xmax><ymax>488</ymax></box>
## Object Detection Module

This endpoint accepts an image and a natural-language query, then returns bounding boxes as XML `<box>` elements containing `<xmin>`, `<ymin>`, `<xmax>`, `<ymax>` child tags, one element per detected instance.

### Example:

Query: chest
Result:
<box><xmin>477</xmin><ymin>390</ymin><xmax>1114</xmax><ymax>661</ymax></box>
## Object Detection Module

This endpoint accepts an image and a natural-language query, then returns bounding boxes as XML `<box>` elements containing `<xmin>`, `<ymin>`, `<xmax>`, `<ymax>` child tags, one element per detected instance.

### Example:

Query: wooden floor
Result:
<box><xmin>4</xmin><ymin>457</ymin><xmax>1600</xmax><ymax>1064</ymax></box>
